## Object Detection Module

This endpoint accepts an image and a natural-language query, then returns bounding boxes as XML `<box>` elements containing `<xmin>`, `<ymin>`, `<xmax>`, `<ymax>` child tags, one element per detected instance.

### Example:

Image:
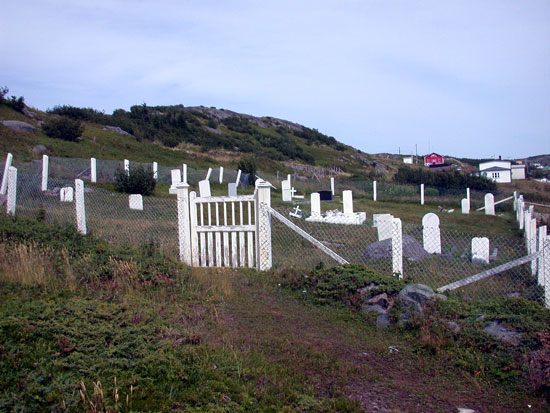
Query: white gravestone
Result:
<box><xmin>376</xmin><ymin>214</ymin><xmax>394</xmax><ymax>241</ymax></box>
<box><xmin>90</xmin><ymin>157</ymin><xmax>97</xmax><ymax>183</ymax></box>
<box><xmin>60</xmin><ymin>187</ymin><xmax>74</xmax><ymax>202</ymax></box>
<box><xmin>373</xmin><ymin>180</ymin><xmax>377</xmax><ymax>201</ymax></box>
<box><xmin>420</xmin><ymin>183</ymin><xmax>425</xmax><ymax>205</ymax></box>
<box><xmin>484</xmin><ymin>193</ymin><xmax>495</xmax><ymax>215</ymax></box>
<box><xmin>129</xmin><ymin>194</ymin><xmax>143</xmax><ymax>210</ymax></box>
<box><xmin>1</xmin><ymin>152</ymin><xmax>13</xmax><ymax>195</ymax></box>
<box><xmin>472</xmin><ymin>237</ymin><xmax>490</xmax><ymax>264</ymax></box>
<box><xmin>343</xmin><ymin>190</ymin><xmax>353</xmax><ymax>215</ymax></box>
<box><xmin>199</xmin><ymin>179</ymin><xmax>211</xmax><ymax>198</ymax></box>
<box><xmin>466</xmin><ymin>188</ymin><xmax>470</xmax><ymax>204</ymax></box>
<box><xmin>153</xmin><ymin>162</ymin><xmax>158</xmax><ymax>180</ymax></box>
<box><xmin>228</xmin><ymin>182</ymin><xmax>237</xmax><ymax>197</ymax></box>
<box><xmin>169</xmin><ymin>169</ymin><xmax>182</xmax><ymax>194</ymax></box>
<box><xmin>183</xmin><ymin>163</ymin><xmax>188</xmax><ymax>184</ymax></box>
<box><xmin>75</xmin><ymin>179</ymin><xmax>87</xmax><ymax>235</ymax></box>
<box><xmin>281</xmin><ymin>179</ymin><xmax>292</xmax><ymax>202</ymax></box>
<box><xmin>422</xmin><ymin>213</ymin><xmax>441</xmax><ymax>254</ymax></box>
<box><xmin>461</xmin><ymin>198</ymin><xmax>470</xmax><ymax>214</ymax></box>
<box><xmin>310</xmin><ymin>192</ymin><xmax>321</xmax><ymax>217</ymax></box>
<box><xmin>219</xmin><ymin>166</ymin><xmax>224</xmax><ymax>184</ymax></box>
<box><xmin>235</xmin><ymin>169</ymin><xmax>241</xmax><ymax>187</ymax></box>
<box><xmin>124</xmin><ymin>159</ymin><xmax>129</xmax><ymax>175</ymax></box>
<box><xmin>330</xmin><ymin>177</ymin><xmax>335</xmax><ymax>196</ymax></box>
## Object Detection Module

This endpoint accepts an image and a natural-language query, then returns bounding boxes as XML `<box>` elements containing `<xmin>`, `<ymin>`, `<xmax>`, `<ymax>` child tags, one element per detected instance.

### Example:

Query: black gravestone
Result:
<box><xmin>319</xmin><ymin>190</ymin><xmax>333</xmax><ymax>201</ymax></box>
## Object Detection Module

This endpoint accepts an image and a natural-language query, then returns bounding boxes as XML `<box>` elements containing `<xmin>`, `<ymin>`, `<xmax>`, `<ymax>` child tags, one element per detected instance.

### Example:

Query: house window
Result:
<box><xmin>492</xmin><ymin>172</ymin><xmax>500</xmax><ymax>179</ymax></box>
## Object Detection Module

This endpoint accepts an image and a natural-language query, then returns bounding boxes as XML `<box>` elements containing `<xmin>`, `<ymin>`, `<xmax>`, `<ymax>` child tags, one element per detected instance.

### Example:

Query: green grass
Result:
<box><xmin>1</xmin><ymin>214</ymin><xmax>548</xmax><ymax>411</ymax></box>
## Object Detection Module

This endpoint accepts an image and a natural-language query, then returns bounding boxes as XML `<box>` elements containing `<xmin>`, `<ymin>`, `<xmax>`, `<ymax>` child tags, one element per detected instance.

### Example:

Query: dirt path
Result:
<box><xmin>210</xmin><ymin>278</ymin><xmax>545</xmax><ymax>412</ymax></box>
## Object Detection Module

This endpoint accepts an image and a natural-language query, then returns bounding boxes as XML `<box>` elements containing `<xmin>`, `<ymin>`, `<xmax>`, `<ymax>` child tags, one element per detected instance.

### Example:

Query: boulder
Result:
<box><xmin>483</xmin><ymin>320</ymin><xmax>522</xmax><ymax>346</ymax></box>
<box><xmin>32</xmin><ymin>145</ymin><xmax>47</xmax><ymax>154</ymax></box>
<box><xmin>376</xmin><ymin>313</ymin><xmax>392</xmax><ymax>329</ymax></box>
<box><xmin>1</xmin><ymin>120</ymin><xmax>35</xmax><ymax>132</ymax></box>
<box><xmin>398</xmin><ymin>283</ymin><xmax>446</xmax><ymax>314</ymax></box>
<box><xmin>363</xmin><ymin>235</ymin><xmax>430</xmax><ymax>261</ymax></box>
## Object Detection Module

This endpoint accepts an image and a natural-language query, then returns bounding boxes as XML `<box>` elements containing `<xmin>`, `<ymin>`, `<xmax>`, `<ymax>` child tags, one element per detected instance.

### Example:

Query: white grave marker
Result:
<box><xmin>461</xmin><ymin>198</ymin><xmax>470</xmax><ymax>214</ymax></box>
<box><xmin>472</xmin><ymin>237</ymin><xmax>490</xmax><ymax>264</ymax></box>
<box><xmin>0</xmin><ymin>152</ymin><xmax>13</xmax><ymax>195</ymax></box>
<box><xmin>124</xmin><ymin>159</ymin><xmax>129</xmax><ymax>175</ymax></box>
<box><xmin>310</xmin><ymin>192</ymin><xmax>321</xmax><ymax>217</ymax></box>
<box><xmin>466</xmin><ymin>188</ymin><xmax>470</xmax><ymax>204</ymax></box>
<box><xmin>422</xmin><ymin>213</ymin><xmax>441</xmax><ymax>254</ymax></box>
<box><xmin>330</xmin><ymin>177</ymin><xmax>335</xmax><ymax>196</ymax></box>
<box><xmin>343</xmin><ymin>190</ymin><xmax>353</xmax><ymax>215</ymax></box>
<box><xmin>75</xmin><ymin>179</ymin><xmax>87</xmax><ymax>235</ymax></box>
<box><xmin>169</xmin><ymin>169</ymin><xmax>182</xmax><ymax>194</ymax></box>
<box><xmin>420</xmin><ymin>183</ymin><xmax>425</xmax><ymax>205</ymax></box>
<box><xmin>228</xmin><ymin>182</ymin><xmax>237</xmax><ymax>197</ymax></box>
<box><xmin>6</xmin><ymin>166</ymin><xmax>17</xmax><ymax>215</ymax></box>
<box><xmin>235</xmin><ymin>169</ymin><xmax>242</xmax><ymax>187</ymax></box>
<box><xmin>153</xmin><ymin>162</ymin><xmax>158</xmax><ymax>180</ymax></box>
<box><xmin>219</xmin><ymin>166</ymin><xmax>224</xmax><ymax>184</ymax></box>
<box><xmin>199</xmin><ymin>179</ymin><xmax>211</xmax><ymax>197</ymax></box>
<box><xmin>205</xmin><ymin>168</ymin><xmax>212</xmax><ymax>181</ymax></box>
<box><xmin>484</xmin><ymin>193</ymin><xmax>495</xmax><ymax>215</ymax></box>
<box><xmin>183</xmin><ymin>163</ymin><xmax>188</xmax><ymax>184</ymax></box>
<box><xmin>373</xmin><ymin>180</ymin><xmax>377</xmax><ymax>202</ymax></box>
<box><xmin>375</xmin><ymin>214</ymin><xmax>393</xmax><ymax>241</ymax></box>
<box><xmin>281</xmin><ymin>179</ymin><xmax>292</xmax><ymax>202</ymax></box>
<box><xmin>90</xmin><ymin>157</ymin><xmax>97</xmax><ymax>183</ymax></box>
<box><xmin>60</xmin><ymin>187</ymin><xmax>74</xmax><ymax>202</ymax></box>
<box><xmin>129</xmin><ymin>194</ymin><xmax>144</xmax><ymax>210</ymax></box>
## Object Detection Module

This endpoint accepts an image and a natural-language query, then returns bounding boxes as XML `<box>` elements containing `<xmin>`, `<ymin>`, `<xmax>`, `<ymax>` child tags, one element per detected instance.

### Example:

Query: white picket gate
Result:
<box><xmin>176</xmin><ymin>181</ymin><xmax>272</xmax><ymax>270</ymax></box>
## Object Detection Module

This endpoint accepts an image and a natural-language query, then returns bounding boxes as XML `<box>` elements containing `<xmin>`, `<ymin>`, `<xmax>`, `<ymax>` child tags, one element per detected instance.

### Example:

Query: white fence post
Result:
<box><xmin>466</xmin><ymin>187</ymin><xmax>470</xmax><ymax>205</ymax></box>
<box><xmin>75</xmin><ymin>179</ymin><xmax>87</xmax><ymax>235</ymax></box>
<box><xmin>420</xmin><ymin>184</ymin><xmax>424</xmax><ymax>205</ymax></box>
<box><xmin>255</xmin><ymin>180</ymin><xmax>272</xmax><ymax>271</ymax></box>
<box><xmin>330</xmin><ymin>177</ymin><xmax>335</xmax><ymax>196</ymax></box>
<box><xmin>90</xmin><ymin>157</ymin><xmax>97</xmax><ymax>183</ymax></box>
<box><xmin>176</xmin><ymin>183</ymin><xmax>192</xmax><ymax>265</ymax></box>
<box><xmin>538</xmin><ymin>226</ymin><xmax>547</xmax><ymax>286</ymax></box>
<box><xmin>124</xmin><ymin>159</ymin><xmax>129</xmax><ymax>175</ymax></box>
<box><xmin>6</xmin><ymin>166</ymin><xmax>17</xmax><ymax>215</ymax></box>
<box><xmin>219</xmin><ymin>166</ymin><xmax>224</xmax><ymax>184</ymax></box>
<box><xmin>1</xmin><ymin>152</ymin><xmax>13</xmax><ymax>195</ymax></box>
<box><xmin>392</xmin><ymin>217</ymin><xmax>403</xmax><ymax>278</ymax></box>
<box><xmin>529</xmin><ymin>218</ymin><xmax>537</xmax><ymax>275</ymax></box>
<box><xmin>41</xmin><ymin>154</ymin><xmax>49</xmax><ymax>191</ymax></box>
<box><xmin>153</xmin><ymin>162</ymin><xmax>158</xmax><ymax>180</ymax></box>
<box><xmin>373</xmin><ymin>180</ymin><xmax>377</xmax><ymax>201</ymax></box>
<box><xmin>543</xmin><ymin>236</ymin><xmax>550</xmax><ymax>308</ymax></box>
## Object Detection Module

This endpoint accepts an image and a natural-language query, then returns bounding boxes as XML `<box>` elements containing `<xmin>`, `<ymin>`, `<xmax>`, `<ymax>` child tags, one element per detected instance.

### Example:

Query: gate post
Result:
<box><xmin>176</xmin><ymin>183</ymin><xmax>192</xmax><ymax>265</ymax></box>
<box><xmin>6</xmin><ymin>166</ymin><xmax>17</xmax><ymax>215</ymax></box>
<box><xmin>255</xmin><ymin>180</ymin><xmax>272</xmax><ymax>271</ymax></box>
<box><xmin>75</xmin><ymin>179</ymin><xmax>87</xmax><ymax>234</ymax></box>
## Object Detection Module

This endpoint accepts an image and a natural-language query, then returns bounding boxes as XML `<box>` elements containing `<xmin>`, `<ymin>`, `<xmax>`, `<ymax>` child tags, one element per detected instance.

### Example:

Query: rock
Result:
<box><xmin>22</xmin><ymin>108</ymin><xmax>36</xmax><ymax>118</ymax></box>
<box><xmin>398</xmin><ymin>284</ymin><xmax>446</xmax><ymax>313</ymax></box>
<box><xmin>102</xmin><ymin>125</ymin><xmax>131</xmax><ymax>136</ymax></box>
<box><xmin>447</xmin><ymin>321</ymin><xmax>461</xmax><ymax>333</ymax></box>
<box><xmin>483</xmin><ymin>320</ymin><xmax>522</xmax><ymax>346</ymax></box>
<box><xmin>376</xmin><ymin>313</ymin><xmax>392</xmax><ymax>329</ymax></box>
<box><xmin>506</xmin><ymin>292</ymin><xmax>521</xmax><ymax>299</ymax></box>
<box><xmin>456</xmin><ymin>408</ymin><xmax>476</xmax><ymax>413</ymax></box>
<box><xmin>476</xmin><ymin>314</ymin><xmax>486</xmax><ymax>321</ymax></box>
<box><xmin>362</xmin><ymin>304</ymin><xmax>387</xmax><ymax>314</ymax></box>
<box><xmin>363</xmin><ymin>235</ymin><xmax>430</xmax><ymax>262</ymax></box>
<box><xmin>32</xmin><ymin>145</ymin><xmax>47</xmax><ymax>154</ymax></box>
<box><xmin>1</xmin><ymin>120</ymin><xmax>35</xmax><ymax>132</ymax></box>
<box><xmin>43</xmin><ymin>187</ymin><xmax>61</xmax><ymax>197</ymax></box>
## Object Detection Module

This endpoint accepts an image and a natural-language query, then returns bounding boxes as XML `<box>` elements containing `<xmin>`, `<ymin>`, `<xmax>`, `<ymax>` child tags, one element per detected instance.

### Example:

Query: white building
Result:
<box><xmin>479</xmin><ymin>161</ymin><xmax>512</xmax><ymax>183</ymax></box>
<box><xmin>511</xmin><ymin>164</ymin><xmax>526</xmax><ymax>180</ymax></box>
<box><xmin>403</xmin><ymin>156</ymin><xmax>413</xmax><ymax>164</ymax></box>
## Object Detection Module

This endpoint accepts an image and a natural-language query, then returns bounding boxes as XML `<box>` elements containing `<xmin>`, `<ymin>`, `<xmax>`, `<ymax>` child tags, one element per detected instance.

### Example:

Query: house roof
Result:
<box><xmin>481</xmin><ymin>166</ymin><xmax>510</xmax><ymax>172</ymax></box>
<box><xmin>425</xmin><ymin>153</ymin><xmax>443</xmax><ymax>158</ymax></box>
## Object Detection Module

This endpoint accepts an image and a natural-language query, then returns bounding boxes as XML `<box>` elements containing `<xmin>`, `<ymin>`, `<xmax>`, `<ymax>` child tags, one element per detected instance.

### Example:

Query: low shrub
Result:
<box><xmin>42</xmin><ymin>116</ymin><xmax>84</xmax><ymax>141</ymax></box>
<box><xmin>114</xmin><ymin>165</ymin><xmax>156</xmax><ymax>195</ymax></box>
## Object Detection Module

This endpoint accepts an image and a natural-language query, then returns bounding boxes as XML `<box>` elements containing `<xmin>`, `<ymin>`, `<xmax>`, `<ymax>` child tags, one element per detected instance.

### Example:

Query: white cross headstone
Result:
<box><xmin>289</xmin><ymin>206</ymin><xmax>302</xmax><ymax>218</ymax></box>
<box><xmin>461</xmin><ymin>198</ymin><xmax>470</xmax><ymax>214</ymax></box>
<box><xmin>422</xmin><ymin>212</ymin><xmax>441</xmax><ymax>254</ymax></box>
<box><xmin>1</xmin><ymin>152</ymin><xmax>13</xmax><ymax>195</ymax></box>
<box><xmin>129</xmin><ymin>194</ymin><xmax>144</xmax><ymax>210</ymax></box>
<box><xmin>199</xmin><ymin>179</ymin><xmax>211</xmax><ymax>197</ymax></box>
<box><xmin>311</xmin><ymin>192</ymin><xmax>321</xmax><ymax>217</ymax></box>
<box><xmin>342</xmin><ymin>190</ymin><xmax>353</xmax><ymax>215</ymax></box>
<box><xmin>484</xmin><ymin>193</ymin><xmax>495</xmax><ymax>215</ymax></box>
<box><xmin>60</xmin><ymin>186</ymin><xmax>74</xmax><ymax>202</ymax></box>
<box><xmin>472</xmin><ymin>237</ymin><xmax>490</xmax><ymax>264</ymax></box>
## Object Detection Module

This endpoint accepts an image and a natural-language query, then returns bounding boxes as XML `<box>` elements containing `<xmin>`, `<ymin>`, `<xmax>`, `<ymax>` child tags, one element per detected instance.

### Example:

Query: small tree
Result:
<box><xmin>42</xmin><ymin>116</ymin><xmax>84</xmax><ymax>141</ymax></box>
<box><xmin>237</xmin><ymin>156</ymin><xmax>257</xmax><ymax>185</ymax></box>
<box><xmin>114</xmin><ymin>165</ymin><xmax>156</xmax><ymax>195</ymax></box>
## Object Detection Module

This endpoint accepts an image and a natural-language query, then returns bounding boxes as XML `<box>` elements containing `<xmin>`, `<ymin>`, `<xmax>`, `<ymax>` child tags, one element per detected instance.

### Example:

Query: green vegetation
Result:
<box><xmin>237</xmin><ymin>155</ymin><xmax>257</xmax><ymax>185</ymax></box>
<box><xmin>394</xmin><ymin>166</ymin><xmax>496</xmax><ymax>191</ymax></box>
<box><xmin>0</xmin><ymin>86</ymin><xmax>25</xmax><ymax>113</ymax></box>
<box><xmin>114</xmin><ymin>165</ymin><xmax>156</xmax><ymax>196</ymax></box>
<box><xmin>42</xmin><ymin>116</ymin><xmax>84</xmax><ymax>142</ymax></box>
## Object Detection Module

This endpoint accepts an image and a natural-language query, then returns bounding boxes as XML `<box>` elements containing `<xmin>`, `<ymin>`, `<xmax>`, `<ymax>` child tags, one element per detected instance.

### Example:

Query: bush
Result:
<box><xmin>114</xmin><ymin>165</ymin><xmax>156</xmax><ymax>195</ymax></box>
<box><xmin>237</xmin><ymin>156</ymin><xmax>257</xmax><ymax>185</ymax></box>
<box><xmin>42</xmin><ymin>116</ymin><xmax>84</xmax><ymax>141</ymax></box>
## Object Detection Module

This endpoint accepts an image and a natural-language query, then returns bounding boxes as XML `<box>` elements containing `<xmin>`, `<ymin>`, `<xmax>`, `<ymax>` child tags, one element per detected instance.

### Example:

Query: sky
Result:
<box><xmin>1</xmin><ymin>0</ymin><xmax>549</xmax><ymax>159</ymax></box>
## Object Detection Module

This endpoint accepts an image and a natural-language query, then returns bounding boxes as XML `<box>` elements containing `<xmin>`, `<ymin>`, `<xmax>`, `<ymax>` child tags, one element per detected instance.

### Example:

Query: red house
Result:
<box><xmin>424</xmin><ymin>153</ymin><xmax>444</xmax><ymax>166</ymax></box>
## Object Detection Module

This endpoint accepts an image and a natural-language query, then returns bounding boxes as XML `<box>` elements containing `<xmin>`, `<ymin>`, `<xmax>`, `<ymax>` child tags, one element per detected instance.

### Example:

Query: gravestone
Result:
<box><xmin>375</xmin><ymin>214</ymin><xmax>393</xmax><ymax>241</ymax></box>
<box><xmin>310</xmin><ymin>192</ymin><xmax>321</xmax><ymax>216</ymax></box>
<box><xmin>90</xmin><ymin>157</ymin><xmax>97</xmax><ymax>183</ymax></box>
<box><xmin>60</xmin><ymin>186</ymin><xmax>74</xmax><ymax>202</ymax></box>
<box><xmin>319</xmin><ymin>190</ymin><xmax>332</xmax><ymax>201</ymax></box>
<box><xmin>199</xmin><ymin>179</ymin><xmax>211</xmax><ymax>197</ymax></box>
<box><xmin>420</xmin><ymin>183</ymin><xmax>425</xmax><ymax>205</ymax></box>
<box><xmin>330</xmin><ymin>177</ymin><xmax>335</xmax><ymax>196</ymax></box>
<box><xmin>41</xmin><ymin>154</ymin><xmax>49</xmax><ymax>191</ymax></box>
<box><xmin>219</xmin><ymin>166</ymin><xmax>224</xmax><ymax>184</ymax></box>
<box><xmin>422</xmin><ymin>213</ymin><xmax>441</xmax><ymax>254</ymax></box>
<box><xmin>228</xmin><ymin>182</ymin><xmax>237</xmax><ymax>197</ymax></box>
<box><xmin>461</xmin><ymin>198</ymin><xmax>470</xmax><ymax>214</ymax></box>
<box><xmin>484</xmin><ymin>193</ymin><xmax>495</xmax><ymax>215</ymax></box>
<box><xmin>124</xmin><ymin>159</ymin><xmax>129</xmax><ymax>175</ymax></box>
<box><xmin>342</xmin><ymin>190</ymin><xmax>353</xmax><ymax>215</ymax></box>
<box><xmin>373</xmin><ymin>180</ymin><xmax>377</xmax><ymax>201</ymax></box>
<box><xmin>281</xmin><ymin>179</ymin><xmax>292</xmax><ymax>202</ymax></box>
<box><xmin>153</xmin><ymin>162</ymin><xmax>158</xmax><ymax>180</ymax></box>
<box><xmin>129</xmin><ymin>194</ymin><xmax>143</xmax><ymax>210</ymax></box>
<box><xmin>472</xmin><ymin>237</ymin><xmax>490</xmax><ymax>264</ymax></box>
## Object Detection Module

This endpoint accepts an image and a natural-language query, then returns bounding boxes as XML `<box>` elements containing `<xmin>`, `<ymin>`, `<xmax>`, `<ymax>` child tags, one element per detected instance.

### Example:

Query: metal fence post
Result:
<box><xmin>1</xmin><ymin>152</ymin><xmax>13</xmax><ymax>195</ymax></box>
<box><xmin>75</xmin><ymin>179</ymin><xmax>87</xmax><ymax>235</ymax></box>
<box><xmin>176</xmin><ymin>183</ymin><xmax>191</xmax><ymax>265</ymax></box>
<box><xmin>6</xmin><ymin>166</ymin><xmax>17</xmax><ymax>215</ymax></box>
<box><xmin>255</xmin><ymin>180</ymin><xmax>272</xmax><ymax>271</ymax></box>
<box><xmin>392</xmin><ymin>217</ymin><xmax>403</xmax><ymax>279</ymax></box>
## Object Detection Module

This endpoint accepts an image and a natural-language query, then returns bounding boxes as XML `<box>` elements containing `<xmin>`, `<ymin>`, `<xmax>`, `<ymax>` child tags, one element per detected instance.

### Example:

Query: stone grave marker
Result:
<box><xmin>169</xmin><ymin>169</ymin><xmax>182</xmax><ymax>194</ymax></box>
<box><xmin>375</xmin><ymin>214</ymin><xmax>393</xmax><ymax>241</ymax></box>
<box><xmin>461</xmin><ymin>198</ymin><xmax>470</xmax><ymax>214</ymax></box>
<box><xmin>129</xmin><ymin>194</ymin><xmax>143</xmax><ymax>210</ymax></box>
<box><xmin>199</xmin><ymin>179</ymin><xmax>211</xmax><ymax>197</ymax></box>
<box><xmin>310</xmin><ymin>192</ymin><xmax>321</xmax><ymax>217</ymax></box>
<box><xmin>484</xmin><ymin>193</ymin><xmax>495</xmax><ymax>215</ymax></box>
<box><xmin>228</xmin><ymin>182</ymin><xmax>237</xmax><ymax>197</ymax></box>
<box><xmin>60</xmin><ymin>186</ymin><xmax>74</xmax><ymax>202</ymax></box>
<box><xmin>422</xmin><ymin>212</ymin><xmax>441</xmax><ymax>254</ymax></box>
<box><xmin>281</xmin><ymin>179</ymin><xmax>292</xmax><ymax>202</ymax></box>
<box><xmin>472</xmin><ymin>237</ymin><xmax>490</xmax><ymax>264</ymax></box>
<box><xmin>343</xmin><ymin>190</ymin><xmax>353</xmax><ymax>215</ymax></box>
